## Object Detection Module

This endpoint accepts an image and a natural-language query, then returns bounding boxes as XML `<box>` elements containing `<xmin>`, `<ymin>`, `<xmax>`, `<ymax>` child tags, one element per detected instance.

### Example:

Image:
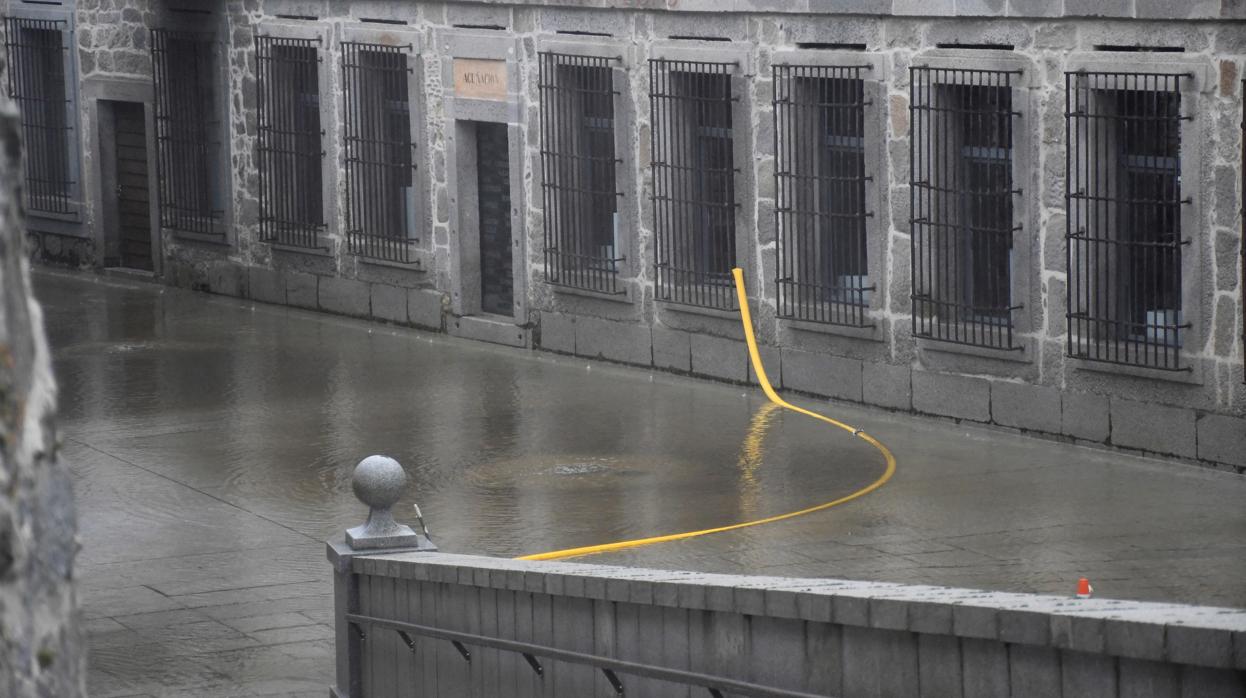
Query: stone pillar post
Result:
<box><xmin>328</xmin><ymin>455</ymin><xmax>436</xmax><ymax>698</ymax></box>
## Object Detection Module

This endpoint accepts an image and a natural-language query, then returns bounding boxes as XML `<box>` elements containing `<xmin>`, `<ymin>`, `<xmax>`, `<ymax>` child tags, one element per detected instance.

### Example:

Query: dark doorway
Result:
<box><xmin>102</xmin><ymin>101</ymin><xmax>153</xmax><ymax>271</ymax></box>
<box><xmin>476</xmin><ymin>122</ymin><xmax>512</xmax><ymax>316</ymax></box>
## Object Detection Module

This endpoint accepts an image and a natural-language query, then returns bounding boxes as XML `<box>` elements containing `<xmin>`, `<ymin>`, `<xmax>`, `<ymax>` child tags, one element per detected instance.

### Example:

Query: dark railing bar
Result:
<box><xmin>396</xmin><ymin>630</ymin><xmax>416</xmax><ymax>652</ymax></box>
<box><xmin>602</xmin><ymin>668</ymin><xmax>625</xmax><ymax>695</ymax></box>
<box><xmin>349</xmin><ymin>614</ymin><xmax>826</xmax><ymax>698</ymax></box>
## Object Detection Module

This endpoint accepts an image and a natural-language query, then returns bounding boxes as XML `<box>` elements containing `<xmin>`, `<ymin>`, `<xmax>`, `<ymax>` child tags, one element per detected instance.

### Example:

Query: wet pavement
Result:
<box><xmin>37</xmin><ymin>269</ymin><xmax>1246</xmax><ymax>697</ymax></box>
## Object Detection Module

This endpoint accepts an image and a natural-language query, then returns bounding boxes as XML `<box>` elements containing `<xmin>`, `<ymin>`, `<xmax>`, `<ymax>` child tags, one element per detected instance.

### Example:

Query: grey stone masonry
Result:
<box><xmin>19</xmin><ymin>0</ymin><xmax>1246</xmax><ymax>474</ymax></box>
<box><xmin>370</xmin><ymin>283</ymin><xmax>407</xmax><ymax>324</ymax></box>
<box><xmin>337</xmin><ymin>551</ymin><xmax>1246</xmax><ymax>698</ymax></box>
<box><xmin>913</xmin><ymin>371</ymin><xmax>992</xmax><ymax>422</ymax></box>
<box><xmin>1110</xmin><ymin>399</ymin><xmax>1198</xmax><ymax>460</ymax></box>
<box><xmin>783</xmin><ymin>348</ymin><xmax>864</xmax><ymax>402</ymax></box>
<box><xmin>1061</xmin><ymin>391</ymin><xmax>1111</xmax><ymax>443</ymax></box>
<box><xmin>318</xmin><ymin>277</ymin><xmax>370</xmax><ymax>318</ymax></box>
<box><xmin>437</xmin><ymin>0</ymin><xmax>1244</xmax><ymax>20</ymax></box>
<box><xmin>0</xmin><ymin>94</ymin><xmax>84</xmax><ymax>694</ymax></box>
<box><xmin>575</xmin><ymin>316</ymin><xmax>651</xmax><ymax>366</ymax></box>
<box><xmin>993</xmin><ymin>381</ymin><xmax>1062</xmax><ymax>434</ymax></box>
<box><xmin>691</xmin><ymin>334</ymin><xmax>750</xmax><ymax>383</ymax></box>
<box><xmin>1196</xmin><ymin>414</ymin><xmax>1246</xmax><ymax>468</ymax></box>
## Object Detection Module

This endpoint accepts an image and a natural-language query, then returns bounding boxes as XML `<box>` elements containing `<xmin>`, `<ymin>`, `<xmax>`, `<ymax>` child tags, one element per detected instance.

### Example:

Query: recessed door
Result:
<box><xmin>109</xmin><ymin>101</ymin><xmax>153</xmax><ymax>271</ymax></box>
<box><xmin>475</xmin><ymin>122</ymin><xmax>512</xmax><ymax>316</ymax></box>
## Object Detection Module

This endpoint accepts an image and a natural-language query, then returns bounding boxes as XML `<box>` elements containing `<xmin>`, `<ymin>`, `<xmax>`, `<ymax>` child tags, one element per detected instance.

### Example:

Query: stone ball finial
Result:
<box><xmin>351</xmin><ymin>455</ymin><xmax>407</xmax><ymax>510</ymax></box>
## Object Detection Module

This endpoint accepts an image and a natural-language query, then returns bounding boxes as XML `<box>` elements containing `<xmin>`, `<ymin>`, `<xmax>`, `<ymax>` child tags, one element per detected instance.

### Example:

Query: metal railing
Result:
<box><xmin>773</xmin><ymin>64</ymin><xmax>873</xmax><ymax>327</ymax></box>
<box><xmin>256</xmin><ymin>34</ymin><xmax>325</xmax><ymax>249</ymax></box>
<box><xmin>539</xmin><ymin>52</ymin><xmax>624</xmax><ymax>295</ymax></box>
<box><xmin>152</xmin><ymin>29</ymin><xmax>225</xmax><ymax>237</ymax></box>
<box><xmin>347</xmin><ymin>613</ymin><xmax>824</xmax><ymax>698</ymax></box>
<box><xmin>1065</xmin><ymin>71</ymin><xmax>1189</xmax><ymax>371</ymax></box>
<box><xmin>650</xmin><ymin>58</ymin><xmax>739</xmax><ymax>310</ymax></box>
<box><xmin>4</xmin><ymin>17</ymin><xmax>74</xmax><ymax>215</ymax></box>
<box><xmin>910</xmin><ymin>66</ymin><xmax>1022</xmax><ymax>350</ymax></box>
<box><xmin>342</xmin><ymin>41</ymin><xmax>418</xmax><ymax>264</ymax></box>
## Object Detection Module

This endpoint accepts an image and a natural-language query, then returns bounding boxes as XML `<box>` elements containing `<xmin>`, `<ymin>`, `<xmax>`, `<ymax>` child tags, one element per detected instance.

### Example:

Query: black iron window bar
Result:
<box><xmin>773</xmin><ymin>64</ymin><xmax>873</xmax><ymax>327</ymax></box>
<box><xmin>152</xmin><ymin>29</ymin><xmax>225</xmax><ymax>238</ymax></box>
<box><xmin>342</xmin><ymin>40</ymin><xmax>418</xmax><ymax>264</ymax></box>
<box><xmin>1241</xmin><ymin>78</ymin><xmax>1245</xmax><ymax>383</ymax></box>
<box><xmin>1065</xmin><ymin>71</ymin><xmax>1190</xmax><ymax>371</ymax></box>
<box><xmin>4</xmin><ymin>17</ymin><xmax>74</xmax><ymax>215</ymax></box>
<box><xmin>255</xmin><ymin>34</ymin><xmax>325</xmax><ymax>249</ymax></box>
<box><xmin>650</xmin><ymin>58</ymin><xmax>739</xmax><ymax>310</ymax></box>
<box><xmin>538</xmin><ymin>51</ymin><xmax>624</xmax><ymax>295</ymax></box>
<box><xmin>348</xmin><ymin>613</ymin><xmax>824</xmax><ymax>698</ymax></box>
<box><xmin>910</xmin><ymin>66</ymin><xmax>1023</xmax><ymax>350</ymax></box>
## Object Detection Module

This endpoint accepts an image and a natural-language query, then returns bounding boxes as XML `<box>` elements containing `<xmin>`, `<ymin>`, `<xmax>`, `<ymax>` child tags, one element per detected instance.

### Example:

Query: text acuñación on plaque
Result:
<box><xmin>453</xmin><ymin>58</ymin><xmax>508</xmax><ymax>100</ymax></box>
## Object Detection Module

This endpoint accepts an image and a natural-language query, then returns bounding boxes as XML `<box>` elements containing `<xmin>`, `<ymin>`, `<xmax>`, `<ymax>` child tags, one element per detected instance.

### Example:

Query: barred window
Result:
<box><xmin>152</xmin><ymin>30</ymin><xmax>224</xmax><ymax>237</ymax></box>
<box><xmin>773</xmin><ymin>64</ymin><xmax>872</xmax><ymax>326</ymax></box>
<box><xmin>342</xmin><ymin>41</ymin><xmax>417</xmax><ymax>264</ymax></box>
<box><xmin>650</xmin><ymin>59</ymin><xmax>738</xmax><ymax>310</ymax></box>
<box><xmin>538</xmin><ymin>52</ymin><xmax>622</xmax><ymax>294</ymax></box>
<box><xmin>255</xmin><ymin>35</ymin><xmax>324</xmax><ymax>249</ymax></box>
<box><xmin>1065</xmin><ymin>71</ymin><xmax>1188</xmax><ymax>370</ymax></box>
<box><xmin>910</xmin><ymin>67</ymin><xmax>1021</xmax><ymax>350</ymax></box>
<box><xmin>4</xmin><ymin>17</ymin><xmax>74</xmax><ymax>215</ymax></box>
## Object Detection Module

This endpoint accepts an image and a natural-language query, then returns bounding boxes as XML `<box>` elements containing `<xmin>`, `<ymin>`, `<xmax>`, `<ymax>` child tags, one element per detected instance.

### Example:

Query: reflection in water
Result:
<box><xmin>40</xmin><ymin>271</ymin><xmax>882</xmax><ymax>558</ymax></box>
<box><xmin>736</xmin><ymin>401</ymin><xmax>781</xmax><ymax>519</ymax></box>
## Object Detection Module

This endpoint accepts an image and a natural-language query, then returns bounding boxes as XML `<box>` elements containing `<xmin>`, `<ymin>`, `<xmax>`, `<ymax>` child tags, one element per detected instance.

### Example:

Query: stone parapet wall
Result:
<box><xmin>334</xmin><ymin>550</ymin><xmax>1246</xmax><ymax>697</ymax></box>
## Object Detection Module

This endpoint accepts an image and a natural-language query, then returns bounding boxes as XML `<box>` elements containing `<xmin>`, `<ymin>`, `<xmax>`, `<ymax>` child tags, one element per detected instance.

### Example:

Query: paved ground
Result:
<box><xmin>38</xmin><ymin>269</ymin><xmax>1246</xmax><ymax>697</ymax></box>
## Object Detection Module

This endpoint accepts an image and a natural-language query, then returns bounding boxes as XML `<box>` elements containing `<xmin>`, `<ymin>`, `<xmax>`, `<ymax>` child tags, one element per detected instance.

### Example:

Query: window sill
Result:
<box><xmin>170</xmin><ymin>229</ymin><xmax>229</xmax><ymax>246</ymax></box>
<box><xmin>1068</xmin><ymin>354</ymin><xmax>1202</xmax><ymax>385</ymax></box>
<box><xmin>357</xmin><ymin>253</ymin><xmax>427</xmax><ymax>272</ymax></box>
<box><xmin>656</xmin><ymin>299</ymin><xmax>741</xmax><ymax>323</ymax></box>
<box><xmin>782</xmin><ymin>316</ymin><xmax>882</xmax><ymax>342</ymax></box>
<box><xmin>916</xmin><ymin>334</ymin><xmax>1032</xmax><ymax>364</ymax></box>
<box><xmin>28</xmin><ymin>207</ymin><xmax>82</xmax><ymax>224</ymax></box>
<box><xmin>550</xmin><ymin>282</ymin><xmax>633</xmax><ymax>305</ymax></box>
<box><xmin>268</xmin><ymin>240</ymin><xmax>332</xmax><ymax>257</ymax></box>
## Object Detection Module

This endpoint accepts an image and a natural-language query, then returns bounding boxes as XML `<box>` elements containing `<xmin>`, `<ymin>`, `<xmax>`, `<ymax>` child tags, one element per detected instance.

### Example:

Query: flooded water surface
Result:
<box><xmin>37</xmin><ymin>270</ymin><xmax>1246</xmax><ymax>696</ymax></box>
<box><xmin>43</xmin><ymin>271</ymin><xmax>881</xmax><ymax>559</ymax></box>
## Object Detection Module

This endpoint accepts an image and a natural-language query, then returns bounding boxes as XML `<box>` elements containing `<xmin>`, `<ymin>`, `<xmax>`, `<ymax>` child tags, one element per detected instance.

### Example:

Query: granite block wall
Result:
<box><xmin>10</xmin><ymin>0</ymin><xmax>1246</xmax><ymax>472</ymax></box>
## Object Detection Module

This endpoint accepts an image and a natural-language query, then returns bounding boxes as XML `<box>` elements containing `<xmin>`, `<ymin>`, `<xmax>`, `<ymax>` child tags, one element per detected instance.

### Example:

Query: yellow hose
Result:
<box><xmin>517</xmin><ymin>268</ymin><xmax>897</xmax><ymax>562</ymax></box>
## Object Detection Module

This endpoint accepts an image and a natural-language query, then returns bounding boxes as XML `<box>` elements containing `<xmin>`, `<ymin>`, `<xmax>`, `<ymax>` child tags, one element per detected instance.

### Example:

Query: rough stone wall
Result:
<box><xmin>26</xmin><ymin>0</ymin><xmax>1246</xmax><ymax>472</ymax></box>
<box><xmin>75</xmin><ymin>0</ymin><xmax>154</xmax><ymax>78</ymax></box>
<box><xmin>0</xmin><ymin>89</ymin><xmax>84</xmax><ymax>695</ymax></box>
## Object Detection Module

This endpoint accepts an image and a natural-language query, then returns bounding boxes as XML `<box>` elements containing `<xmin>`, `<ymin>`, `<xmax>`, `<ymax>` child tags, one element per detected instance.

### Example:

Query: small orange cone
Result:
<box><xmin>1076</xmin><ymin>577</ymin><xmax>1093</xmax><ymax>599</ymax></box>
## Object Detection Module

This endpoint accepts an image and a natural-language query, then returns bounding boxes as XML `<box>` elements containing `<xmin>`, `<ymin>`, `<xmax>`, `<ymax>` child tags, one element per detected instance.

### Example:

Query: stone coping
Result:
<box><xmin>437</xmin><ymin>0</ymin><xmax>1241</xmax><ymax>21</ymax></box>
<box><xmin>351</xmin><ymin>551</ymin><xmax>1246</xmax><ymax>671</ymax></box>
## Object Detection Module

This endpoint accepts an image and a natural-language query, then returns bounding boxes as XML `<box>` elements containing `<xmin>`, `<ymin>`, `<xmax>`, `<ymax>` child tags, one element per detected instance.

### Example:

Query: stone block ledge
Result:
<box><xmin>436</xmin><ymin>0</ymin><xmax>1240</xmax><ymax>21</ymax></box>
<box><xmin>355</xmin><ymin>552</ymin><xmax>1246</xmax><ymax>671</ymax></box>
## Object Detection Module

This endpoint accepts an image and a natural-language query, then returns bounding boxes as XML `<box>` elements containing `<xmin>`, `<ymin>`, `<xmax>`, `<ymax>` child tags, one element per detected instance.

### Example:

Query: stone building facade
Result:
<box><xmin>4</xmin><ymin>0</ymin><xmax>1245</xmax><ymax>473</ymax></box>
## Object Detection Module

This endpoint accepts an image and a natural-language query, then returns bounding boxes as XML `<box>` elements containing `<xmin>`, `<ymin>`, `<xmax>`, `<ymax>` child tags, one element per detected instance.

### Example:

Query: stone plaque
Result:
<box><xmin>454</xmin><ymin>58</ymin><xmax>508</xmax><ymax>100</ymax></box>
